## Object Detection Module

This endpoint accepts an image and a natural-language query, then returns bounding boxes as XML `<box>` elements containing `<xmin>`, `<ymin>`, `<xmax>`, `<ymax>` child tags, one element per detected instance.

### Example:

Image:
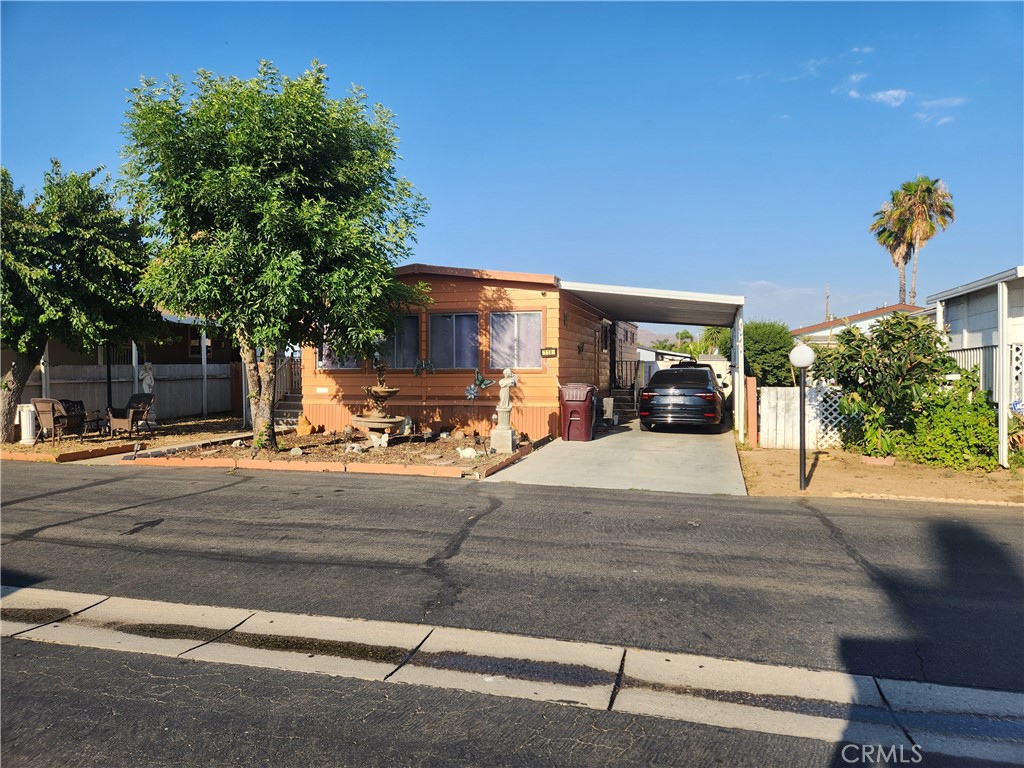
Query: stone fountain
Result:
<box><xmin>351</xmin><ymin>359</ymin><xmax>404</xmax><ymax>433</ymax></box>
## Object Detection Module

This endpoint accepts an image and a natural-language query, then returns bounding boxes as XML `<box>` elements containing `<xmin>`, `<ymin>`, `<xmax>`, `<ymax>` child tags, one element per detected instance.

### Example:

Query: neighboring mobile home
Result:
<box><xmin>927</xmin><ymin>266</ymin><xmax>1024</xmax><ymax>468</ymax></box>
<box><xmin>790</xmin><ymin>304</ymin><xmax>924</xmax><ymax>347</ymax></box>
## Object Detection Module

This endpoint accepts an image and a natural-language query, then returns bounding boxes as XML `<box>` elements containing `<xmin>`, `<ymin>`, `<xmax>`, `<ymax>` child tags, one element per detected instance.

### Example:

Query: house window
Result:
<box><xmin>430</xmin><ymin>313</ymin><xmax>479</xmax><ymax>369</ymax></box>
<box><xmin>318</xmin><ymin>345</ymin><xmax>361</xmax><ymax>370</ymax></box>
<box><xmin>378</xmin><ymin>316</ymin><xmax>419</xmax><ymax>369</ymax></box>
<box><xmin>188</xmin><ymin>327</ymin><xmax>211</xmax><ymax>359</ymax></box>
<box><xmin>490</xmin><ymin>312</ymin><xmax>542</xmax><ymax>369</ymax></box>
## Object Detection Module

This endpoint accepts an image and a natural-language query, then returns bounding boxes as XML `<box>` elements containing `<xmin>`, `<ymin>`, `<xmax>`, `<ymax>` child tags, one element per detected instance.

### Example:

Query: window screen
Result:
<box><xmin>429</xmin><ymin>314</ymin><xmax>479</xmax><ymax>369</ymax></box>
<box><xmin>490</xmin><ymin>312</ymin><xmax>542</xmax><ymax>369</ymax></box>
<box><xmin>378</xmin><ymin>315</ymin><xmax>419</xmax><ymax>369</ymax></box>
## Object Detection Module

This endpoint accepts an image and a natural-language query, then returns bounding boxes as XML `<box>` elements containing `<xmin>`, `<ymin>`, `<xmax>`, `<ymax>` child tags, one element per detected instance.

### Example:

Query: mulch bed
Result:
<box><xmin>172</xmin><ymin>430</ymin><xmax>529</xmax><ymax>477</ymax></box>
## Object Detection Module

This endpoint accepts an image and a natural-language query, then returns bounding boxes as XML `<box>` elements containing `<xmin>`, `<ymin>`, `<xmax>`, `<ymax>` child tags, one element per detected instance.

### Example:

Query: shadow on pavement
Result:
<box><xmin>830</xmin><ymin>520</ymin><xmax>1024</xmax><ymax>766</ymax></box>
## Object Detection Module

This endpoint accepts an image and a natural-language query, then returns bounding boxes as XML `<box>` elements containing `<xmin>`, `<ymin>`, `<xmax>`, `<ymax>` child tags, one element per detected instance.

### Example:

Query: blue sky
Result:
<box><xmin>3</xmin><ymin>2</ymin><xmax>1021</xmax><ymax>334</ymax></box>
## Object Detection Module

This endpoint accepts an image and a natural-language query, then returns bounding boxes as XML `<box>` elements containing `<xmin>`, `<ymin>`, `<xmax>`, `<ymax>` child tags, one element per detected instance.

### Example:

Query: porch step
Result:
<box><xmin>274</xmin><ymin>394</ymin><xmax>303</xmax><ymax>427</ymax></box>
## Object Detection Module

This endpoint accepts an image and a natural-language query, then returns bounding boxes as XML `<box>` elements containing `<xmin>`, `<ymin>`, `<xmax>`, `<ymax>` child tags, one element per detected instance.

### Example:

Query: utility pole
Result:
<box><xmin>824</xmin><ymin>283</ymin><xmax>830</xmax><ymax>321</ymax></box>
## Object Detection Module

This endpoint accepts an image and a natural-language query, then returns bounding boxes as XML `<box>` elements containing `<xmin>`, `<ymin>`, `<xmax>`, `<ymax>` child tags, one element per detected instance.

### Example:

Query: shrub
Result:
<box><xmin>891</xmin><ymin>372</ymin><xmax>999</xmax><ymax>471</ymax></box>
<box><xmin>813</xmin><ymin>313</ymin><xmax>958</xmax><ymax>456</ymax></box>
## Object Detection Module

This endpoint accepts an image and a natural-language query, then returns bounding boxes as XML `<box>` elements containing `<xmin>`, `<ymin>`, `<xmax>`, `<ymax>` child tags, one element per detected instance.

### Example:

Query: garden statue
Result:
<box><xmin>139</xmin><ymin>362</ymin><xmax>155</xmax><ymax>394</ymax></box>
<box><xmin>139</xmin><ymin>362</ymin><xmax>157</xmax><ymax>421</ymax></box>
<box><xmin>492</xmin><ymin>368</ymin><xmax>517</xmax><ymax>454</ymax></box>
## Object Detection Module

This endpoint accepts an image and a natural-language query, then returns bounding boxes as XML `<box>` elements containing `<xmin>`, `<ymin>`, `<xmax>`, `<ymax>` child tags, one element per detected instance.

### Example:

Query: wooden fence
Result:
<box><xmin>21</xmin><ymin>364</ymin><xmax>232</xmax><ymax>421</ymax></box>
<box><xmin>758</xmin><ymin>384</ymin><xmax>845</xmax><ymax>450</ymax></box>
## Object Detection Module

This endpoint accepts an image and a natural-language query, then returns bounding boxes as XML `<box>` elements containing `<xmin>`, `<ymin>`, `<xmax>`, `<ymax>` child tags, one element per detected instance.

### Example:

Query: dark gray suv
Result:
<box><xmin>637</xmin><ymin>367</ymin><xmax>724</xmax><ymax>430</ymax></box>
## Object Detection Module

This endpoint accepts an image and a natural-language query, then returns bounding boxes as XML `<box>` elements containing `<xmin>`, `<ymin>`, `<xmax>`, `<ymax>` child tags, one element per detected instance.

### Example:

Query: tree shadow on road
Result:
<box><xmin>830</xmin><ymin>519</ymin><xmax>1023</xmax><ymax>766</ymax></box>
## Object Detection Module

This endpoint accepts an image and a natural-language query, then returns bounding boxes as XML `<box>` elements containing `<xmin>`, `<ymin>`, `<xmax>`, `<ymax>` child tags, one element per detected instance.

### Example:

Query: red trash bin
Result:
<box><xmin>560</xmin><ymin>383</ymin><xmax>597</xmax><ymax>441</ymax></box>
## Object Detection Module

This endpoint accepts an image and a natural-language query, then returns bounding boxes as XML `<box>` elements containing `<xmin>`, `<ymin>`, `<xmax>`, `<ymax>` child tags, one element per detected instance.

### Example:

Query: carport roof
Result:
<box><xmin>396</xmin><ymin>264</ymin><xmax>745</xmax><ymax>327</ymax></box>
<box><xmin>559</xmin><ymin>281</ymin><xmax>744</xmax><ymax>327</ymax></box>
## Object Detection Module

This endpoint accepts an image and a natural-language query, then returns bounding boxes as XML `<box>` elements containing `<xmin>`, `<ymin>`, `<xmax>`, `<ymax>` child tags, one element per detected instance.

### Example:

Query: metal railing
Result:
<box><xmin>948</xmin><ymin>345</ymin><xmax>996</xmax><ymax>395</ymax></box>
<box><xmin>615</xmin><ymin>359</ymin><xmax>640</xmax><ymax>390</ymax></box>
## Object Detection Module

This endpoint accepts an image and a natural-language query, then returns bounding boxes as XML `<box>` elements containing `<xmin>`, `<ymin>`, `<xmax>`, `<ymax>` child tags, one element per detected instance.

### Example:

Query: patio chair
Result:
<box><xmin>107</xmin><ymin>393</ymin><xmax>156</xmax><ymax>438</ymax></box>
<box><xmin>31</xmin><ymin>398</ymin><xmax>86</xmax><ymax>445</ymax></box>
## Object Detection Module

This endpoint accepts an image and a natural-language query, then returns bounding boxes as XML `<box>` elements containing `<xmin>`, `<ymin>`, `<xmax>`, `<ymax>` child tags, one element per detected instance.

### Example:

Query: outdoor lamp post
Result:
<box><xmin>789</xmin><ymin>342</ymin><xmax>816</xmax><ymax>490</ymax></box>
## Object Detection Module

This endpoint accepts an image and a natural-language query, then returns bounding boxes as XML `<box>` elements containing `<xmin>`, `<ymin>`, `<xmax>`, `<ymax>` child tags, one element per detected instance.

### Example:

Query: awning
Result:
<box><xmin>559</xmin><ymin>281</ymin><xmax>744</xmax><ymax>327</ymax></box>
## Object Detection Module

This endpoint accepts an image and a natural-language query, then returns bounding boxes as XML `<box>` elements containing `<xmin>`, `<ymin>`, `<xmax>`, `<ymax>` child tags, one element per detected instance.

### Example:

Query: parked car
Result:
<box><xmin>637</xmin><ymin>367</ymin><xmax>724</xmax><ymax>430</ymax></box>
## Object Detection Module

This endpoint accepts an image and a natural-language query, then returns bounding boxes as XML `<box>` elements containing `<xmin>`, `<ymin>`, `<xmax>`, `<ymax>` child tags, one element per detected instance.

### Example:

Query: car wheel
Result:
<box><xmin>639</xmin><ymin>421</ymin><xmax>653</xmax><ymax>431</ymax></box>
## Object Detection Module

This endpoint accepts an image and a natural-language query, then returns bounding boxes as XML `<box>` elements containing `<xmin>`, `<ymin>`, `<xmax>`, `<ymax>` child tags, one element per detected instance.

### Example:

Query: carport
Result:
<box><xmin>485</xmin><ymin>279</ymin><xmax>747</xmax><ymax>495</ymax></box>
<box><xmin>558</xmin><ymin>280</ymin><xmax>746</xmax><ymax>443</ymax></box>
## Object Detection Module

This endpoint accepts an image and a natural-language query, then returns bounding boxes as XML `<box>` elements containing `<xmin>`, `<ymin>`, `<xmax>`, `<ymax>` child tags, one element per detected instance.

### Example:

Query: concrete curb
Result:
<box><xmin>830</xmin><ymin>492</ymin><xmax>1022</xmax><ymax>507</ymax></box>
<box><xmin>5</xmin><ymin>585</ymin><xmax>1021</xmax><ymax>763</ymax></box>
<box><xmin>2</xmin><ymin>444</ymin><xmax>141</xmax><ymax>463</ymax></box>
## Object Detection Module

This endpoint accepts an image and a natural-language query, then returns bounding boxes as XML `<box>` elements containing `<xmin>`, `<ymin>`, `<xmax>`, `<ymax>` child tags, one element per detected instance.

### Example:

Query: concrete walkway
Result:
<box><xmin>486</xmin><ymin>420</ymin><xmax>747</xmax><ymax>495</ymax></box>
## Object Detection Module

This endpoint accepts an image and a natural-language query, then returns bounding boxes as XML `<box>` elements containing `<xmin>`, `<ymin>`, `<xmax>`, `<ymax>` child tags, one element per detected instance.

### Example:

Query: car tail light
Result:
<box><xmin>696</xmin><ymin>392</ymin><xmax>717</xmax><ymax>401</ymax></box>
<box><xmin>639</xmin><ymin>391</ymin><xmax>654</xmax><ymax>401</ymax></box>
<box><xmin>638</xmin><ymin>410</ymin><xmax>650</xmax><ymax>417</ymax></box>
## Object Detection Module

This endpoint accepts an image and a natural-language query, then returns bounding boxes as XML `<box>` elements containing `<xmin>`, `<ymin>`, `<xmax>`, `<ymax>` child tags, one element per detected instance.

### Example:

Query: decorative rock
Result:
<box><xmin>345</xmin><ymin>444</ymin><xmax>364</xmax><ymax>454</ymax></box>
<box><xmin>296</xmin><ymin>414</ymin><xmax>315</xmax><ymax>436</ymax></box>
<box><xmin>289</xmin><ymin>447</ymin><xmax>304</xmax><ymax>456</ymax></box>
<box><xmin>453</xmin><ymin>430</ymin><xmax>466</xmax><ymax>440</ymax></box>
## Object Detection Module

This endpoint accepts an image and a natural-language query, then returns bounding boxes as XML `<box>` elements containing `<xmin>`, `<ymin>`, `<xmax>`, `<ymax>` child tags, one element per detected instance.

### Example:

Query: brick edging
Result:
<box><xmin>130</xmin><ymin>455</ymin><xmax>464</xmax><ymax>478</ymax></box>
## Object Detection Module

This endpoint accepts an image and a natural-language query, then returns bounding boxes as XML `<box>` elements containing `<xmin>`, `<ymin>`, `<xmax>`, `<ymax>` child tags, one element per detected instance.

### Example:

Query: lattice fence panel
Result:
<box><xmin>808</xmin><ymin>383</ymin><xmax>846</xmax><ymax>449</ymax></box>
<box><xmin>1012</xmin><ymin>344</ymin><xmax>1024</xmax><ymax>412</ymax></box>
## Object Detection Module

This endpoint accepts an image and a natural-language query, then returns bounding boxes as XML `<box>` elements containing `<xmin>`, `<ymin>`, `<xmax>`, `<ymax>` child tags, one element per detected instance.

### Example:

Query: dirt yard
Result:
<box><xmin>739</xmin><ymin>447</ymin><xmax>1023</xmax><ymax>504</ymax></box>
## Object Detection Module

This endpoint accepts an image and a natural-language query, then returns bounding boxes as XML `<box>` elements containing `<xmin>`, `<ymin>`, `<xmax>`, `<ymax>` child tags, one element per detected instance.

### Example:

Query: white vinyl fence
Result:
<box><xmin>759</xmin><ymin>384</ymin><xmax>845</xmax><ymax>450</ymax></box>
<box><xmin>20</xmin><ymin>364</ymin><xmax>232</xmax><ymax>421</ymax></box>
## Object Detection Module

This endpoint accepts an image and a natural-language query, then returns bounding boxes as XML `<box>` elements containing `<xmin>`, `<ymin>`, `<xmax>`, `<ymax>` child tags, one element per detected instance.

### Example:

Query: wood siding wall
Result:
<box><xmin>555</xmin><ymin>292</ymin><xmax>611</xmax><ymax>393</ymax></box>
<box><xmin>302</xmin><ymin>274</ymin><xmax>564</xmax><ymax>438</ymax></box>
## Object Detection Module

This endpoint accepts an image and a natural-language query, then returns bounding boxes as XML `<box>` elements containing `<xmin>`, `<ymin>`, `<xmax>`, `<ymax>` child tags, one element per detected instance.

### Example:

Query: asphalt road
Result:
<box><xmin>2</xmin><ymin>463</ymin><xmax>1022</xmax><ymax>766</ymax></box>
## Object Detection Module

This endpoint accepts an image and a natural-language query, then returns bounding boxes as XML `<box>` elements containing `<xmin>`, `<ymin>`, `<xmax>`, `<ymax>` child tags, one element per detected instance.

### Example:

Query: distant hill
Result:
<box><xmin>636</xmin><ymin>327</ymin><xmax>673</xmax><ymax>347</ymax></box>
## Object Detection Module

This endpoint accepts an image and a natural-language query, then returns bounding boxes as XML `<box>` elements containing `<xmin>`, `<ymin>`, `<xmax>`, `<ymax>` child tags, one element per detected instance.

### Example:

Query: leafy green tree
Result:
<box><xmin>813</xmin><ymin>313</ymin><xmax>959</xmax><ymax>456</ymax></box>
<box><xmin>122</xmin><ymin>61</ymin><xmax>428</xmax><ymax>451</ymax></box>
<box><xmin>719</xmin><ymin>320</ymin><xmax>793</xmax><ymax>386</ymax></box>
<box><xmin>870</xmin><ymin>176</ymin><xmax>954</xmax><ymax>305</ymax></box>
<box><xmin>1</xmin><ymin>162</ymin><xmax>163</xmax><ymax>443</ymax></box>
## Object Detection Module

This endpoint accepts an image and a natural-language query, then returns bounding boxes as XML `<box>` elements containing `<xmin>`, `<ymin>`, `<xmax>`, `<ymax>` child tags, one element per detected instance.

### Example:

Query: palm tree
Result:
<box><xmin>870</xmin><ymin>177</ymin><xmax>955</xmax><ymax>305</ymax></box>
<box><xmin>870</xmin><ymin>194</ymin><xmax>912</xmax><ymax>303</ymax></box>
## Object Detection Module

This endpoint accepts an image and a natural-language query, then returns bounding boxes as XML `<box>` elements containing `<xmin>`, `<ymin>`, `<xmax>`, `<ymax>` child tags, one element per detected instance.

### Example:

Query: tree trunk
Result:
<box><xmin>897</xmin><ymin>260</ymin><xmax>907</xmax><ymax>305</ymax></box>
<box><xmin>239</xmin><ymin>341</ymin><xmax>279</xmax><ymax>453</ymax></box>
<box><xmin>0</xmin><ymin>341</ymin><xmax>47</xmax><ymax>444</ymax></box>
<box><xmin>909</xmin><ymin>239</ymin><xmax>920</xmax><ymax>305</ymax></box>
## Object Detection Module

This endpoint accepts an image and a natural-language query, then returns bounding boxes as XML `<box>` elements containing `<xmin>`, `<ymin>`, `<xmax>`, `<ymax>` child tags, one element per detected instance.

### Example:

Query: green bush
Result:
<box><xmin>891</xmin><ymin>373</ymin><xmax>999</xmax><ymax>471</ymax></box>
<box><xmin>720</xmin><ymin>320</ymin><xmax>794</xmax><ymax>387</ymax></box>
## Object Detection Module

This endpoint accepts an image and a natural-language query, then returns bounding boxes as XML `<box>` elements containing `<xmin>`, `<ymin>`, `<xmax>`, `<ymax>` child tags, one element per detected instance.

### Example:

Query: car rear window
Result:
<box><xmin>648</xmin><ymin>369</ymin><xmax>713</xmax><ymax>388</ymax></box>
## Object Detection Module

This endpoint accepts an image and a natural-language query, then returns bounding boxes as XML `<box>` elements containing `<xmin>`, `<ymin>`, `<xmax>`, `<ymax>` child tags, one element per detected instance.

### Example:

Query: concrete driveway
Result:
<box><xmin>485</xmin><ymin>419</ymin><xmax>747</xmax><ymax>495</ymax></box>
